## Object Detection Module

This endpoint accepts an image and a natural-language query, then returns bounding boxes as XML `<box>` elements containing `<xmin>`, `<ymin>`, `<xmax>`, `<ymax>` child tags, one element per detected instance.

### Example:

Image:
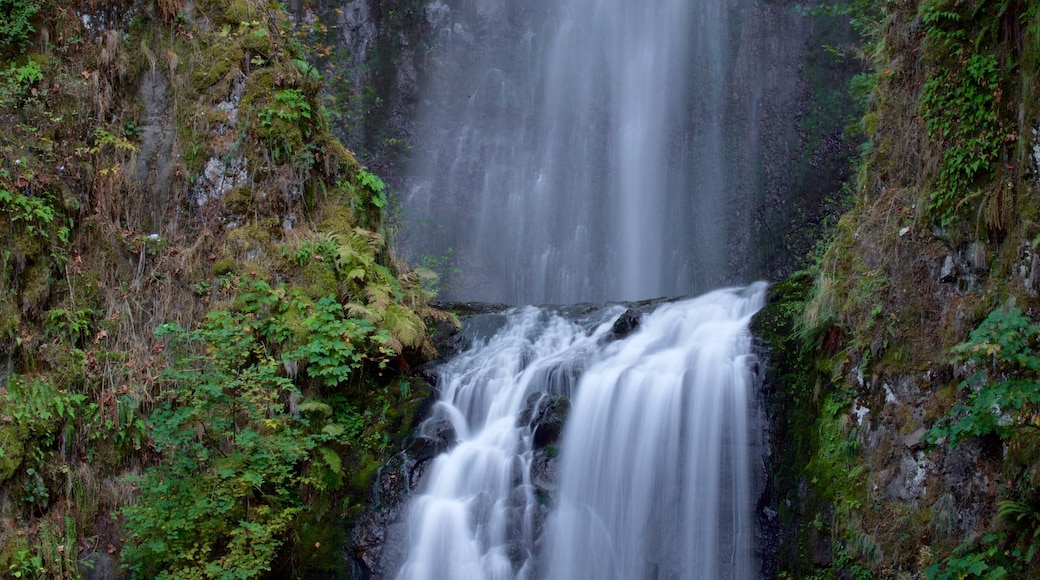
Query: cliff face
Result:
<box><xmin>0</xmin><ymin>1</ymin><xmax>445</xmax><ymax>577</ymax></box>
<box><xmin>761</xmin><ymin>0</ymin><xmax>1040</xmax><ymax>576</ymax></box>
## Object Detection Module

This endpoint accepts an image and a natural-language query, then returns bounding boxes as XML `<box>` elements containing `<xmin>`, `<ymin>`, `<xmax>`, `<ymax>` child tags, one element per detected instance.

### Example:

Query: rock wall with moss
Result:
<box><xmin>761</xmin><ymin>0</ymin><xmax>1040</xmax><ymax>577</ymax></box>
<box><xmin>0</xmin><ymin>1</ymin><xmax>448</xmax><ymax>577</ymax></box>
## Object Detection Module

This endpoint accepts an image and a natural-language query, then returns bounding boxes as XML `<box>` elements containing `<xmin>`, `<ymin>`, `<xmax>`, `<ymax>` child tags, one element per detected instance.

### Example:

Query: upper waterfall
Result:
<box><xmin>398</xmin><ymin>0</ymin><xmax>808</xmax><ymax>304</ymax></box>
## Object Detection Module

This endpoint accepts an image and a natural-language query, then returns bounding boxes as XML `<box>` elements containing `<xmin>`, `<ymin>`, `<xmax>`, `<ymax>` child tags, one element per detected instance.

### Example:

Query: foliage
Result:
<box><xmin>0</xmin><ymin>0</ymin><xmax>40</xmax><ymax>54</ymax></box>
<box><xmin>0</xmin><ymin>3</ymin><xmax>437</xmax><ymax>577</ymax></box>
<box><xmin>926</xmin><ymin>307</ymin><xmax>1040</xmax><ymax>446</ymax></box>
<box><xmin>997</xmin><ymin>498</ymin><xmax>1040</xmax><ymax>564</ymax></box>
<box><xmin>355</xmin><ymin>167</ymin><xmax>387</xmax><ymax>209</ymax></box>
<box><xmin>792</xmin><ymin>0</ymin><xmax>884</xmax><ymax>44</ymax></box>
<box><xmin>258</xmin><ymin>88</ymin><xmax>313</xmax><ymax>129</ymax></box>
<box><xmin>916</xmin><ymin>0</ymin><xmax>1014</xmax><ymax>227</ymax></box>
<box><xmin>924</xmin><ymin>533</ymin><xmax>1013</xmax><ymax>579</ymax></box>
<box><xmin>0</xmin><ymin>178</ymin><xmax>60</xmax><ymax>239</ymax></box>
<box><xmin>0</xmin><ymin>58</ymin><xmax>42</xmax><ymax>107</ymax></box>
<box><xmin>121</xmin><ymin>279</ymin><xmax>396</xmax><ymax>578</ymax></box>
<box><xmin>256</xmin><ymin>88</ymin><xmax>316</xmax><ymax>161</ymax></box>
<box><xmin>918</xmin><ymin>51</ymin><xmax>1004</xmax><ymax>226</ymax></box>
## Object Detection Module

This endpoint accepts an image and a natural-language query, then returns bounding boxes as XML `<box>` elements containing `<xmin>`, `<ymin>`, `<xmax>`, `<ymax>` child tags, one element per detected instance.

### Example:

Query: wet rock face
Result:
<box><xmin>351</xmin><ymin>397</ymin><xmax>468</xmax><ymax>576</ymax></box>
<box><xmin>518</xmin><ymin>392</ymin><xmax>570</xmax><ymax>449</ymax></box>
<box><xmin>134</xmin><ymin>70</ymin><xmax>175</xmax><ymax>195</ymax></box>
<box><xmin>602</xmin><ymin>296</ymin><xmax>683</xmax><ymax>342</ymax></box>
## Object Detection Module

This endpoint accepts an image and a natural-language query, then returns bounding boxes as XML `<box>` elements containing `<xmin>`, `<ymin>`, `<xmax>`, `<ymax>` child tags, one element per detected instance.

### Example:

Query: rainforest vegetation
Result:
<box><xmin>758</xmin><ymin>0</ymin><xmax>1040</xmax><ymax>577</ymax></box>
<box><xmin>0</xmin><ymin>1</ymin><xmax>448</xmax><ymax>577</ymax></box>
<box><xmin>3</xmin><ymin>0</ymin><xmax>1040</xmax><ymax>578</ymax></box>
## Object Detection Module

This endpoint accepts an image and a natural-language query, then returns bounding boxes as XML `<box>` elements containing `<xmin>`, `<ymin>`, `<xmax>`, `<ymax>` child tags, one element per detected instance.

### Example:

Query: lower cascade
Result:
<box><xmin>393</xmin><ymin>283</ymin><xmax>768</xmax><ymax>579</ymax></box>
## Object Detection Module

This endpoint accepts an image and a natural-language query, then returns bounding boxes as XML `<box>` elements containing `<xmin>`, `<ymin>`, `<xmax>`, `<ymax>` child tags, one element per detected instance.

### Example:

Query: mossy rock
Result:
<box><xmin>325</xmin><ymin>139</ymin><xmax>360</xmax><ymax>177</ymax></box>
<box><xmin>223</xmin><ymin>0</ymin><xmax>264</xmax><ymax>25</ymax></box>
<box><xmin>192</xmin><ymin>40</ymin><xmax>245</xmax><ymax>93</ymax></box>
<box><xmin>222</xmin><ymin>185</ymin><xmax>254</xmax><ymax>214</ymax></box>
<box><xmin>0</xmin><ymin>424</ymin><xmax>25</xmax><ymax>484</ymax></box>
<box><xmin>317</xmin><ymin>204</ymin><xmax>357</xmax><ymax>236</ymax></box>
<box><xmin>751</xmin><ymin>270</ymin><xmax>813</xmax><ymax>349</ymax></box>
<box><xmin>212</xmin><ymin>256</ymin><xmax>236</xmax><ymax>276</ymax></box>
<box><xmin>18</xmin><ymin>261</ymin><xmax>51</xmax><ymax>313</ymax></box>
<box><xmin>240</xmin><ymin>24</ymin><xmax>273</xmax><ymax>55</ymax></box>
<box><xmin>300</xmin><ymin>260</ymin><xmax>337</xmax><ymax>300</ymax></box>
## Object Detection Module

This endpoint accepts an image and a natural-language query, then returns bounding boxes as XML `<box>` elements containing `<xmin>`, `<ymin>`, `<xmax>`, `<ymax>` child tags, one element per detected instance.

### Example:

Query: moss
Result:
<box><xmin>223</xmin><ymin>0</ymin><xmax>263</xmax><ymax>25</ymax></box>
<box><xmin>924</xmin><ymin>385</ymin><xmax>957</xmax><ymax>426</ymax></box>
<box><xmin>240</xmin><ymin>23</ymin><xmax>273</xmax><ymax>55</ymax></box>
<box><xmin>222</xmin><ymin>185</ymin><xmax>253</xmax><ymax>214</ymax></box>
<box><xmin>753</xmin><ymin>271</ymin><xmax>834</xmax><ymax>573</ymax></box>
<box><xmin>325</xmin><ymin>138</ymin><xmax>360</xmax><ymax>177</ymax></box>
<box><xmin>347</xmin><ymin>451</ymin><xmax>381</xmax><ymax>494</ymax></box>
<box><xmin>191</xmin><ymin>38</ymin><xmax>244</xmax><ymax>93</ymax></box>
<box><xmin>18</xmin><ymin>261</ymin><xmax>51</xmax><ymax>313</ymax></box>
<box><xmin>0</xmin><ymin>424</ymin><xmax>25</xmax><ymax>484</ymax></box>
<box><xmin>317</xmin><ymin>204</ymin><xmax>356</xmax><ymax>236</ymax></box>
<box><xmin>212</xmin><ymin>256</ymin><xmax>236</xmax><ymax>276</ymax></box>
<box><xmin>300</xmin><ymin>260</ymin><xmax>337</xmax><ymax>300</ymax></box>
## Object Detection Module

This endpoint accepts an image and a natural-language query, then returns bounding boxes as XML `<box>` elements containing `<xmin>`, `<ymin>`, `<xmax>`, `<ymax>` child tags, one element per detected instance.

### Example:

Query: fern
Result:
<box><xmin>382</xmin><ymin>303</ymin><xmax>428</xmax><ymax>353</ymax></box>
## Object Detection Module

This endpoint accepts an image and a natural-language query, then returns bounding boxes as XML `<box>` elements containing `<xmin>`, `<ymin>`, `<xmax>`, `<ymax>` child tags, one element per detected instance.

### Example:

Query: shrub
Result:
<box><xmin>121</xmin><ymin>280</ymin><xmax>394</xmax><ymax>578</ymax></box>
<box><xmin>0</xmin><ymin>0</ymin><xmax>40</xmax><ymax>54</ymax></box>
<box><xmin>927</xmin><ymin>306</ymin><xmax>1040</xmax><ymax>446</ymax></box>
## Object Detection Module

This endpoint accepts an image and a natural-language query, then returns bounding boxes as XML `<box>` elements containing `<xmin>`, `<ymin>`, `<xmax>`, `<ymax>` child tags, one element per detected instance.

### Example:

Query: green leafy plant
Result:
<box><xmin>258</xmin><ymin>88</ymin><xmax>313</xmax><ymax>129</ymax></box>
<box><xmin>356</xmin><ymin>168</ymin><xmax>388</xmax><ymax>209</ymax></box>
<box><xmin>256</xmin><ymin>88</ymin><xmax>316</xmax><ymax>161</ymax></box>
<box><xmin>919</xmin><ymin>51</ymin><xmax>1003</xmax><ymax>226</ymax></box>
<box><xmin>0</xmin><ymin>184</ymin><xmax>56</xmax><ymax>237</ymax></box>
<box><xmin>7</xmin><ymin>548</ymin><xmax>44</xmax><ymax>579</ymax></box>
<box><xmin>997</xmin><ymin>499</ymin><xmax>1040</xmax><ymax>564</ymax></box>
<box><xmin>121</xmin><ymin>279</ymin><xmax>396</xmax><ymax>578</ymax></box>
<box><xmin>927</xmin><ymin>307</ymin><xmax>1040</xmax><ymax>446</ymax></box>
<box><xmin>0</xmin><ymin>0</ymin><xmax>41</xmax><ymax>54</ymax></box>
<box><xmin>0</xmin><ymin>58</ymin><xmax>42</xmax><ymax>107</ymax></box>
<box><xmin>925</xmin><ymin>533</ymin><xmax>1012</xmax><ymax>579</ymax></box>
<box><xmin>915</xmin><ymin>0</ymin><xmax>1015</xmax><ymax>227</ymax></box>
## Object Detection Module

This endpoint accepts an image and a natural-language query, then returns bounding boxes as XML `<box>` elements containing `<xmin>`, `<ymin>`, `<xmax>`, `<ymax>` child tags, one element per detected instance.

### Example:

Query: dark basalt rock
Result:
<box><xmin>430</xmin><ymin>300</ymin><xmax>512</xmax><ymax>316</ymax></box>
<box><xmin>603</xmin><ymin>295</ymin><xmax>684</xmax><ymax>342</ymax></box>
<box><xmin>519</xmin><ymin>392</ymin><xmax>571</xmax><ymax>449</ymax></box>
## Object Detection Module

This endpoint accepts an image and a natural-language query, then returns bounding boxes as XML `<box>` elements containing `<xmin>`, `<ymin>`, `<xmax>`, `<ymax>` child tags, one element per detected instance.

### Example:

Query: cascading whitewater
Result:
<box><xmin>382</xmin><ymin>0</ymin><xmax>801</xmax><ymax>575</ymax></box>
<box><xmin>394</xmin><ymin>284</ymin><xmax>766</xmax><ymax>579</ymax></box>
<box><xmin>395</xmin><ymin>305</ymin><xmax>624</xmax><ymax>579</ymax></box>
<box><xmin>546</xmin><ymin>283</ymin><xmax>766</xmax><ymax>580</ymax></box>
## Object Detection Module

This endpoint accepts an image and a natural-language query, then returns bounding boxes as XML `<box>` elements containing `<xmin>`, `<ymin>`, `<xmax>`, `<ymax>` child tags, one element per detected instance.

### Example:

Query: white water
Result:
<box><xmin>546</xmin><ymin>284</ymin><xmax>766</xmax><ymax>580</ymax></box>
<box><xmin>387</xmin><ymin>0</ymin><xmax>797</xmax><ymax>575</ymax></box>
<box><xmin>395</xmin><ymin>284</ymin><xmax>766</xmax><ymax>579</ymax></box>
<box><xmin>401</xmin><ymin>0</ymin><xmax>804</xmax><ymax>304</ymax></box>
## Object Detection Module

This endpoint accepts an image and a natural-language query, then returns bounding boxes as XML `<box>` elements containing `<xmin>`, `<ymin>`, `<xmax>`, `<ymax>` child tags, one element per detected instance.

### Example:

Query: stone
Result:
<box><xmin>903</xmin><ymin>427</ymin><xmax>928</xmax><ymax>450</ymax></box>
<box><xmin>940</xmin><ymin>255</ymin><xmax>956</xmax><ymax>282</ymax></box>
<box><xmin>518</xmin><ymin>392</ymin><xmax>570</xmax><ymax>449</ymax></box>
<box><xmin>967</xmin><ymin>241</ymin><xmax>988</xmax><ymax>272</ymax></box>
<box><xmin>78</xmin><ymin>552</ymin><xmax>118</xmax><ymax>580</ymax></box>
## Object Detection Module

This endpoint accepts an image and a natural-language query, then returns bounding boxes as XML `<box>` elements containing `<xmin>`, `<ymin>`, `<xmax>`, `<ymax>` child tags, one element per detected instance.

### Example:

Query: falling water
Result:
<box><xmin>546</xmin><ymin>285</ymin><xmax>766</xmax><ymax>580</ymax></box>
<box><xmin>383</xmin><ymin>0</ymin><xmax>797</xmax><ymax>575</ymax></box>
<box><xmin>394</xmin><ymin>284</ymin><xmax>766</xmax><ymax>579</ymax></box>
<box><xmin>401</xmin><ymin>0</ymin><xmax>805</xmax><ymax>304</ymax></box>
<box><xmin>395</xmin><ymin>304</ymin><xmax>625</xmax><ymax>579</ymax></box>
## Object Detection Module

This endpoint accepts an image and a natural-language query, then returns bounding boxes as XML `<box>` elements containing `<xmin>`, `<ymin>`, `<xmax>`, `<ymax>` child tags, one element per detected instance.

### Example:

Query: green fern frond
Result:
<box><xmin>382</xmin><ymin>303</ymin><xmax>430</xmax><ymax>355</ymax></box>
<box><xmin>365</xmin><ymin>285</ymin><xmax>393</xmax><ymax>314</ymax></box>
<box><xmin>343</xmin><ymin>302</ymin><xmax>374</xmax><ymax>321</ymax></box>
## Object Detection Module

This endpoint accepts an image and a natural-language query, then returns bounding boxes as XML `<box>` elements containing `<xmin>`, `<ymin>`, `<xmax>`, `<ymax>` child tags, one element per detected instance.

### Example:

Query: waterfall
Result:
<box><xmin>379</xmin><ymin>0</ymin><xmax>804</xmax><ymax>575</ymax></box>
<box><xmin>394</xmin><ymin>284</ymin><xmax>766</xmax><ymax>579</ymax></box>
<box><xmin>400</xmin><ymin>0</ymin><xmax>805</xmax><ymax>304</ymax></box>
<box><xmin>545</xmin><ymin>285</ymin><xmax>766</xmax><ymax>580</ymax></box>
<box><xmin>395</xmin><ymin>304</ymin><xmax>625</xmax><ymax>579</ymax></box>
